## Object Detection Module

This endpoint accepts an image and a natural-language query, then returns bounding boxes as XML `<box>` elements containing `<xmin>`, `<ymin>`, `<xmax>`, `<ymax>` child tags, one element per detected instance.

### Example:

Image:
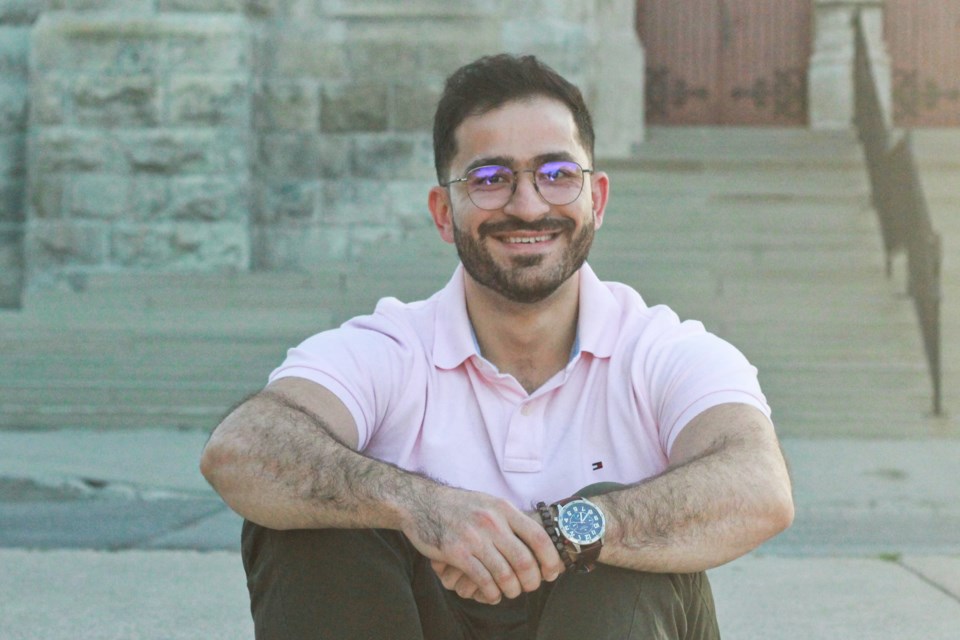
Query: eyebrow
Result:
<box><xmin>462</xmin><ymin>151</ymin><xmax>581</xmax><ymax>174</ymax></box>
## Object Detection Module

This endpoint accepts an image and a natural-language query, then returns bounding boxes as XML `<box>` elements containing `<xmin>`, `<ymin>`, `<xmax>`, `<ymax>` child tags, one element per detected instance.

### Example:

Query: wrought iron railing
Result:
<box><xmin>853</xmin><ymin>11</ymin><xmax>943</xmax><ymax>415</ymax></box>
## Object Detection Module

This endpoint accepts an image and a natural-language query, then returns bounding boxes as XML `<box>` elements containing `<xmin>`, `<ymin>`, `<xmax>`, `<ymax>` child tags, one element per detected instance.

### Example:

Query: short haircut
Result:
<box><xmin>432</xmin><ymin>54</ymin><xmax>595</xmax><ymax>183</ymax></box>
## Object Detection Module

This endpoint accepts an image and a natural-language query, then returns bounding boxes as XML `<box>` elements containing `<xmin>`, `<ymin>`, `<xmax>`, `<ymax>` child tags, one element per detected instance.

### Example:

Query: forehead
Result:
<box><xmin>451</xmin><ymin>97</ymin><xmax>587</xmax><ymax>169</ymax></box>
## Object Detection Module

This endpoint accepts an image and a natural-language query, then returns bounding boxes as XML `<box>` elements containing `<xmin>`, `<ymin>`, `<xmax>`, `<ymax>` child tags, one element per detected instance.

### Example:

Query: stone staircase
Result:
<box><xmin>1</xmin><ymin>128</ymin><xmax>955</xmax><ymax>437</ymax></box>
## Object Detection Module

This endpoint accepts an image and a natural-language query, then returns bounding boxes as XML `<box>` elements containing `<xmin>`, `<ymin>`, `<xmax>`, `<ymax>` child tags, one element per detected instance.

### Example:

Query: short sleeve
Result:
<box><xmin>268</xmin><ymin>303</ymin><xmax>417</xmax><ymax>451</ymax></box>
<box><xmin>633</xmin><ymin>307</ymin><xmax>771</xmax><ymax>455</ymax></box>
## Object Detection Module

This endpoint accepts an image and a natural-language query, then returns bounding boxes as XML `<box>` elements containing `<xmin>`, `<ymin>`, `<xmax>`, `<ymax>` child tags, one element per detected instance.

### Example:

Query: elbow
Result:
<box><xmin>760</xmin><ymin>484</ymin><xmax>795</xmax><ymax>542</ymax></box>
<box><xmin>199</xmin><ymin>431</ymin><xmax>239</xmax><ymax>497</ymax></box>
<box><xmin>771</xmin><ymin>491</ymin><xmax>795</xmax><ymax>535</ymax></box>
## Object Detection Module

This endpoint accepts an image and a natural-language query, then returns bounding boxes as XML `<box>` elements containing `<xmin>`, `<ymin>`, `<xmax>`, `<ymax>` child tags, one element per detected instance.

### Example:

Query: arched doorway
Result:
<box><xmin>637</xmin><ymin>0</ymin><xmax>811</xmax><ymax>126</ymax></box>
<box><xmin>886</xmin><ymin>0</ymin><xmax>960</xmax><ymax>127</ymax></box>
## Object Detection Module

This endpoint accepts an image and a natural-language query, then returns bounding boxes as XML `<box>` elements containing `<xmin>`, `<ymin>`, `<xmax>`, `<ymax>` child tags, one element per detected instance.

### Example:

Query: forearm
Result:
<box><xmin>202</xmin><ymin>389</ymin><xmax>565</xmax><ymax>604</ymax></box>
<box><xmin>592</xmin><ymin>430</ymin><xmax>794</xmax><ymax>573</ymax></box>
<box><xmin>201</xmin><ymin>391</ymin><xmax>440</xmax><ymax>531</ymax></box>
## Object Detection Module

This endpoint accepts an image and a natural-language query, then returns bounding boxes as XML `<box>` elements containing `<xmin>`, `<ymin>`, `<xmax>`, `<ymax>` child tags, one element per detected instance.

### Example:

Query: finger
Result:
<box><xmin>436</xmin><ymin>564</ymin><xmax>465</xmax><ymax>591</ymax></box>
<box><xmin>476</xmin><ymin>544</ymin><xmax>527</xmax><ymax>599</ymax></box>
<box><xmin>457</xmin><ymin>553</ymin><xmax>504</xmax><ymax>604</ymax></box>
<box><xmin>512</xmin><ymin>513</ymin><xmax>565</xmax><ymax>582</ymax></box>
<box><xmin>494</xmin><ymin>536</ymin><xmax>544</xmax><ymax>593</ymax></box>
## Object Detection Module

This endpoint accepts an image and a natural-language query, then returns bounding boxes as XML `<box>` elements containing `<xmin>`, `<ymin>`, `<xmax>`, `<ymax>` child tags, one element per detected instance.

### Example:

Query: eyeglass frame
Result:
<box><xmin>440</xmin><ymin>160</ymin><xmax>595</xmax><ymax>211</ymax></box>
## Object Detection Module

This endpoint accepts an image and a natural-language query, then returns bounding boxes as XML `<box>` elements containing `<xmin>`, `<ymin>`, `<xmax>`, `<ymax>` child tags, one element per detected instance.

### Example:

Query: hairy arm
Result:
<box><xmin>591</xmin><ymin>403</ymin><xmax>794</xmax><ymax>573</ymax></box>
<box><xmin>200</xmin><ymin>376</ymin><xmax>563</xmax><ymax>603</ymax></box>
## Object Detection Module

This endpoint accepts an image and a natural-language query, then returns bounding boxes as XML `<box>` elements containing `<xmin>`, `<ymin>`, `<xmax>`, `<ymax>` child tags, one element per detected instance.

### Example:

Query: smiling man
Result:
<box><xmin>201</xmin><ymin>54</ymin><xmax>794</xmax><ymax>639</ymax></box>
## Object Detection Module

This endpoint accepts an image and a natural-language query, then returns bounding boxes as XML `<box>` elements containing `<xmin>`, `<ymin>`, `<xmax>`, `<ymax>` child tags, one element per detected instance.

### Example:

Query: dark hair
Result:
<box><xmin>432</xmin><ymin>54</ymin><xmax>595</xmax><ymax>182</ymax></box>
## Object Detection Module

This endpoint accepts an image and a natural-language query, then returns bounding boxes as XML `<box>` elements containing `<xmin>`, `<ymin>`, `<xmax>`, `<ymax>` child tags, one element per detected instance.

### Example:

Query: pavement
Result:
<box><xmin>1</xmin><ymin>428</ymin><xmax>959</xmax><ymax>639</ymax></box>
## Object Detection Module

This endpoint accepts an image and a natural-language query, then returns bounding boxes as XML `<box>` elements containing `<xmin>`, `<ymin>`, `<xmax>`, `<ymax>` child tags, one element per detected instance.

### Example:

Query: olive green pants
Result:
<box><xmin>241</xmin><ymin>522</ymin><xmax>721</xmax><ymax>639</ymax></box>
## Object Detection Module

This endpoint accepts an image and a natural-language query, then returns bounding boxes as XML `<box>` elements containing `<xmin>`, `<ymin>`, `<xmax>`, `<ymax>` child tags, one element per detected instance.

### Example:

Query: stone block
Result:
<box><xmin>161</xmin><ymin>17</ymin><xmax>251</xmax><ymax>73</ymax></box>
<box><xmin>0</xmin><ymin>178</ymin><xmax>24</xmax><ymax>222</ymax></box>
<box><xmin>31</xmin><ymin>14</ymin><xmax>249</xmax><ymax>74</ymax></box>
<box><xmin>350</xmin><ymin>133</ymin><xmax>432</xmax><ymax>180</ymax></box>
<box><xmin>392</xmin><ymin>83</ymin><xmax>440</xmax><ymax>132</ymax></box>
<box><xmin>317</xmin><ymin>134</ymin><xmax>350</xmax><ymax>179</ymax></box>
<box><xmin>344</xmin><ymin>224</ymin><xmax>402</xmax><ymax>261</ymax></box>
<box><xmin>321</xmin><ymin>178</ymin><xmax>389</xmax><ymax>225</ymax></box>
<box><xmin>168</xmin><ymin>74</ymin><xmax>250</xmax><ymax>127</ymax></box>
<box><xmin>159</xmin><ymin>0</ymin><xmax>245</xmax><ymax>11</ymax></box>
<box><xmin>254</xmin><ymin>78</ymin><xmax>319</xmax><ymax>132</ymax></box>
<box><xmin>383</xmin><ymin>179</ymin><xmax>433</xmax><ymax>222</ymax></box>
<box><xmin>0</xmin><ymin>1</ymin><xmax>45</xmax><ymax>26</ymax></box>
<box><xmin>0</xmin><ymin>131</ymin><xmax>23</xmax><ymax>178</ymax></box>
<box><xmin>32</xmin><ymin>16</ymin><xmax>161</xmax><ymax>73</ymax></box>
<box><xmin>68</xmin><ymin>173</ymin><xmax>128</xmax><ymax>220</ymax></box>
<box><xmin>257</xmin><ymin>132</ymin><xmax>320</xmax><ymax>178</ymax></box>
<box><xmin>111</xmin><ymin>221</ymin><xmax>249</xmax><ymax>269</ymax></box>
<box><xmin>255</xmin><ymin>179</ymin><xmax>320</xmax><ymax>224</ymax></box>
<box><xmin>47</xmin><ymin>0</ymin><xmax>153</xmax><ymax>12</ymax></box>
<box><xmin>320</xmin><ymin>82</ymin><xmax>388</xmax><ymax>133</ymax></box>
<box><xmin>29</xmin><ymin>175</ymin><xmax>65</xmax><ymax>220</ymax></box>
<box><xmin>119</xmin><ymin>129</ymin><xmax>249</xmax><ymax>175</ymax></box>
<box><xmin>166</xmin><ymin>176</ymin><xmax>248</xmax><ymax>222</ymax></box>
<box><xmin>31</xmin><ymin>129</ymin><xmax>124</xmax><ymax>174</ymax></box>
<box><xmin>251</xmin><ymin>222</ymin><xmax>349</xmax><ymax>269</ymax></box>
<box><xmin>28</xmin><ymin>73</ymin><xmax>67</xmax><ymax>125</ymax></box>
<box><xmin>0</xmin><ymin>26</ymin><xmax>29</xmax><ymax>75</ymax></box>
<box><xmin>27</xmin><ymin>220</ymin><xmax>107</xmax><ymax>270</ymax></box>
<box><xmin>128</xmin><ymin>174</ymin><xmax>168</xmax><ymax>220</ymax></box>
<box><xmin>71</xmin><ymin>74</ymin><xmax>160</xmax><ymax>128</ymax></box>
<box><xmin>342</xmin><ymin>36</ymin><xmax>417</xmax><ymax>83</ymax></box>
<box><xmin>0</xmin><ymin>226</ymin><xmax>23</xmax><ymax>308</ymax></box>
<box><xmin>263</xmin><ymin>25</ymin><xmax>347</xmax><ymax>78</ymax></box>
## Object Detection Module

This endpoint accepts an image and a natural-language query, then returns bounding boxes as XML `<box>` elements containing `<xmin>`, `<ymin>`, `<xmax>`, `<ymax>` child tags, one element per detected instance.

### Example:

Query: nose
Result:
<box><xmin>502</xmin><ymin>170</ymin><xmax>551</xmax><ymax>219</ymax></box>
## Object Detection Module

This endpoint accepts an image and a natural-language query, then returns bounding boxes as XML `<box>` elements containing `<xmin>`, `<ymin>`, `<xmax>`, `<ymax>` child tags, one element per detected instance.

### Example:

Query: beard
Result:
<box><xmin>452</xmin><ymin>215</ymin><xmax>595</xmax><ymax>304</ymax></box>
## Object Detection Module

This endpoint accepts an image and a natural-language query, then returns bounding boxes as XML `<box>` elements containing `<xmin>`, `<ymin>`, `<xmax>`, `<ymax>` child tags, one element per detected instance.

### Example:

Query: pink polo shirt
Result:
<box><xmin>270</xmin><ymin>263</ymin><xmax>771</xmax><ymax>510</ymax></box>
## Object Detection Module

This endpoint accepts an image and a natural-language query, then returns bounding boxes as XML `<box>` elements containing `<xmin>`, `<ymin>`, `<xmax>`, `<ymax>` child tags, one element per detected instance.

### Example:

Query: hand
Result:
<box><xmin>400</xmin><ymin>488</ymin><xmax>564</xmax><ymax>604</ymax></box>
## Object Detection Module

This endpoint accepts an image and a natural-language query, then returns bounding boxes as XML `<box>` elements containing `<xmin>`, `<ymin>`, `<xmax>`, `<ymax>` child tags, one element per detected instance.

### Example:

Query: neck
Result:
<box><xmin>464</xmin><ymin>273</ymin><xmax>580</xmax><ymax>394</ymax></box>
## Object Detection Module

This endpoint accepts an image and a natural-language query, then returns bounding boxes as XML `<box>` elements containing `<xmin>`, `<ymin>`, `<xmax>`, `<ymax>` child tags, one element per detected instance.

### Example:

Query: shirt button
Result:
<box><xmin>520</xmin><ymin>404</ymin><xmax>532</xmax><ymax>416</ymax></box>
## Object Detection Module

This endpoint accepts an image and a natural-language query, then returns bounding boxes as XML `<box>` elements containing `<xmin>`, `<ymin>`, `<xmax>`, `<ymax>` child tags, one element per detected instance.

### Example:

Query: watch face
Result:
<box><xmin>557</xmin><ymin>499</ymin><xmax>605</xmax><ymax>545</ymax></box>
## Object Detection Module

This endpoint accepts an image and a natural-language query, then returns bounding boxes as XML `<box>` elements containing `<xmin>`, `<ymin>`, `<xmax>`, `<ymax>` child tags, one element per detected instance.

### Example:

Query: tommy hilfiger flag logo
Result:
<box><xmin>591</xmin><ymin>461</ymin><xmax>603</xmax><ymax>471</ymax></box>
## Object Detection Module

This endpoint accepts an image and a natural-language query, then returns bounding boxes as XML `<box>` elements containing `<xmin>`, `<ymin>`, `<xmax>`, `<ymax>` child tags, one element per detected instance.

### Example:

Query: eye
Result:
<box><xmin>537</xmin><ymin>161</ymin><xmax>580</xmax><ymax>183</ymax></box>
<box><xmin>467</xmin><ymin>166</ymin><xmax>513</xmax><ymax>189</ymax></box>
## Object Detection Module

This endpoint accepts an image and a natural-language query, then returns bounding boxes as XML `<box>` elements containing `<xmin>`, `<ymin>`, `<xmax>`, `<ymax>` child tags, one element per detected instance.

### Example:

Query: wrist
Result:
<box><xmin>537</xmin><ymin>496</ymin><xmax>606</xmax><ymax>573</ymax></box>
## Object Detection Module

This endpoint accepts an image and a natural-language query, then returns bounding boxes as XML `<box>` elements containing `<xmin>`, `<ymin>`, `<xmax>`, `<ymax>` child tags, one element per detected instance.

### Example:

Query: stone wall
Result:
<box><xmin>27</xmin><ymin>12</ymin><xmax>253</xmax><ymax>289</ymax></box>
<box><xmin>0</xmin><ymin>1</ymin><xmax>40</xmax><ymax>306</ymax></box>
<box><xmin>2</xmin><ymin>0</ymin><xmax>645</xmax><ymax>303</ymax></box>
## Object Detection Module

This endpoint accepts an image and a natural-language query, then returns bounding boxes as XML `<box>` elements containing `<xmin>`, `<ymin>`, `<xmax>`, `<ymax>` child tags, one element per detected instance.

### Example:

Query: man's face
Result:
<box><xmin>429</xmin><ymin>97</ymin><xmax>609</xmax><ymax>304</ymax></box>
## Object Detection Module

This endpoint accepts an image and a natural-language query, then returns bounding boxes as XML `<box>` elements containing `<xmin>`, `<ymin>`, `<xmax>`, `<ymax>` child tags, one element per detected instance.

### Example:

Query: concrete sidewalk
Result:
<box><xmin>1</xmin><ymin>428</ymin><xmax>959</xmax><ymax>639</ymax></box>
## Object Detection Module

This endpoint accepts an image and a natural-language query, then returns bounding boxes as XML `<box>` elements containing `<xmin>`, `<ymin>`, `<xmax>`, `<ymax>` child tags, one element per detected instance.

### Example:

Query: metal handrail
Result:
<box><xmin>853</xmin><ymin>12</ymin><xmax>943</xmax><ymax>415</ymax></box>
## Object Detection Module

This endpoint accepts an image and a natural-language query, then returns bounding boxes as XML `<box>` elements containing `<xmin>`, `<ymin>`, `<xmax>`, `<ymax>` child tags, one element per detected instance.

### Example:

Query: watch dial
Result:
<box><xmin>558</xmin><ymin>501</ymin><xmax>604</xmax><ymax>544</ymax></box>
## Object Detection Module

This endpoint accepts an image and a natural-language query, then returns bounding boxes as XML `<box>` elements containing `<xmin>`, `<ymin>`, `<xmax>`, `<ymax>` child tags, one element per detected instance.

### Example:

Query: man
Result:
<box><xmin>201</xmin><ymin>54</ymin><xmax>794</xmax><ymax>639</ymax></box>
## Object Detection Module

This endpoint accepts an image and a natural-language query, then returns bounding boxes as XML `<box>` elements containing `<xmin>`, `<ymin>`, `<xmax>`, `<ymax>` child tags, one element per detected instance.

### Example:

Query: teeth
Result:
<box><xmin>504</xmin><ymin>235</ymin><xmax>551</xmax><ymax>244</ymax></box>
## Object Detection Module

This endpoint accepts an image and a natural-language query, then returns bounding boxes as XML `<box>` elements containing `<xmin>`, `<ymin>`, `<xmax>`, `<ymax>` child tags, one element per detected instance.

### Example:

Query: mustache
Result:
<box><xmin>478</xmin><ymin>217</ymin><xmax>576</xmax><ymax>239</ymax></box>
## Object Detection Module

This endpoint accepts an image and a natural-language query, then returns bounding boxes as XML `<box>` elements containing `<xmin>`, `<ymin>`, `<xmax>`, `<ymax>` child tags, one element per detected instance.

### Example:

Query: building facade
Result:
<box><xmin>0</xmin><ymin>0</ymin><xmax>955</xmax><ymax>307</ymax></box>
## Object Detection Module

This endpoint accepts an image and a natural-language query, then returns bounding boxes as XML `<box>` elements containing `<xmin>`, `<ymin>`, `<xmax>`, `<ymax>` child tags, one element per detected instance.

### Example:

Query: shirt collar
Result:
<box><xmin>432</xmin><ymin>262</ymin><xmax>621</xmax><ymax>370</ymax></box>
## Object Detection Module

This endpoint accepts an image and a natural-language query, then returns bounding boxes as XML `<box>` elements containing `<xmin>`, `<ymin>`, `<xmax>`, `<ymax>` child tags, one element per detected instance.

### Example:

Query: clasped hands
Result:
<box><xmin>401</xmin><ymin>488</ymin><xmax>566</xmax><ymax>605</ymax></box>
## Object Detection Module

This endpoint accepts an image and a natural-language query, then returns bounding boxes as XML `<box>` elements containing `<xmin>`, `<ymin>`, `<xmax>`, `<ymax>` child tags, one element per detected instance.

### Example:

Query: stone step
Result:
<box><xmin>2</xmin><ymin>128</ymin><xmax>955</xmax><ymax>436</ymax></box>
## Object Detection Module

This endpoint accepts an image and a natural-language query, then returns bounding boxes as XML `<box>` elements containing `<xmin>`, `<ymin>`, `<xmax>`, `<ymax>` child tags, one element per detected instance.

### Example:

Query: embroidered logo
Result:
<box><xmin>591</xmin><ymin>461</ymin><xmax>603</xmax><ymax>471</ymax></box>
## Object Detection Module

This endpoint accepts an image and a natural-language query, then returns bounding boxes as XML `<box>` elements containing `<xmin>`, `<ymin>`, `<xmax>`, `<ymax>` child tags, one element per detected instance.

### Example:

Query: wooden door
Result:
<box><xmin>638</xmin><ymin>0</ymin><xmax>811</xmax><ymax>126</ymax></box>
<box><xmin>886</xmin><ymin>0</ymin><xmax>960</xmax><ymax>127</ymax></box>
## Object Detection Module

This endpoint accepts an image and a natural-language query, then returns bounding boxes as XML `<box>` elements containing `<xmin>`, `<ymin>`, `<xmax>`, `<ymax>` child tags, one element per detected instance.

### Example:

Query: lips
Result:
<box><xmin>478</xmin><ymin>218</ymin><xmax>575</xmax><ymax>240</ymax></box>
<box><xmin>502</xmin><ymin>234</ymin><xmax>554</xmax><ymax>244</ymax></box>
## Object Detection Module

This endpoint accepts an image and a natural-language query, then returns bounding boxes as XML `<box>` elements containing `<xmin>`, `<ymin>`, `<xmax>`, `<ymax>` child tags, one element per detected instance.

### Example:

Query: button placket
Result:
<box><xmin>502</xmin><ymin>397</ymin><xmax>545</xmax><ymax>473</ymax></box>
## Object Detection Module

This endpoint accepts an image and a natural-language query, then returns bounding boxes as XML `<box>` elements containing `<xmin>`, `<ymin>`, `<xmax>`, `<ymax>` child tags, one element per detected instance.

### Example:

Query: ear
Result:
<box><xmin>428</xmin><ymin>185</ymin><xmax>456</xmax><ymax>244</ymax></box>
<box><xmin>589</xmin><ymin>171</ymin><xmax>610</xmax><ymax>230</ymax></box>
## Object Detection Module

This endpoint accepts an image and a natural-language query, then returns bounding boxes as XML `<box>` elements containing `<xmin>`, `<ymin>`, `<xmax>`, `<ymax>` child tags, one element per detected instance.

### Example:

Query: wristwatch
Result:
<box><xmin>537</xmin><ymin>496</ymin><xmax>606</xmax><ymax>573</ymax></box>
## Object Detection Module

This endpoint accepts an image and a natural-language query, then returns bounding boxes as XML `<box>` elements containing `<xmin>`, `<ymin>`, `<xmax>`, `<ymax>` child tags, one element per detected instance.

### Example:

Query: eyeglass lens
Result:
<box><xmin>464</xmin><ymin>161</ymin><xmax>586</xmax><ymax>209</ymax></box>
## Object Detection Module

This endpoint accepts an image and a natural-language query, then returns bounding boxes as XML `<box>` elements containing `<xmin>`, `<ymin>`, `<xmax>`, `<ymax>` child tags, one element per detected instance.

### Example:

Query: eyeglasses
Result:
<box><xmin>441</xmin><ymin>160</ymin><xmax>593</xmax><ymax>210</ymax></box>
